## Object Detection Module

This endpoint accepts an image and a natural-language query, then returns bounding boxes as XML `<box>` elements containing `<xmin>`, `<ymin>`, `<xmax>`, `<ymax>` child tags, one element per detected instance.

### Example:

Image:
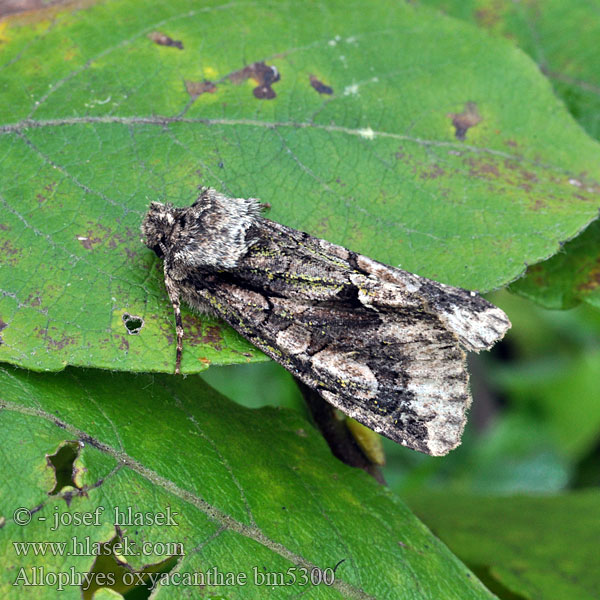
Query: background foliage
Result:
<box><xmin>1</xmin><ymin>1</ymin><xmax>599</xmax><ymax>598</ymax></box>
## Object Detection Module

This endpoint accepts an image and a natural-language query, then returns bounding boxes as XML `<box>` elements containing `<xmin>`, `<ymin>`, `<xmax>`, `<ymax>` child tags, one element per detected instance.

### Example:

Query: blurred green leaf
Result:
<box><xmin>0</xmin><ymin>365</ymin><xmax>494</xmax><ymax>599</ymax></box>
<box><xmin>486</xmin><ymin>291</ymin><xmax>600</xmax><ymax>357</ymax></box>
<box><xmin>384</xmin><ymin>414</ymin><xmax>571</xmax><ymax>496</ymax></box>
<box><xmin>483</xmin><ymin>292</ymin><xmax>600</xmax><ymax>460</ymax></box>
<box><xmin>510</xmin><ymin>220</ymin><xmax>600</xmax><ymax>310</ymax></box>
<box><xmin>404</xmin><ymin>491</ymin><xmax>600</xmax><ymax>600</ymax></box>
<box><xmin>442</xmin><ymin>414</ymin><xmax>571</xmax><ymax>493</ymax></box>
<box><xmin>418</xmin><ymin>0</ymin><xmax>600</xmax><ymax>140</ymax></box>
<box><xmin>417</xmin><ymin>0</ymin><xmax>600</xmax><ymax>310</ymax></box>
<box><xmin>1</xmin><ymin>0</ymin><xmax>600</xmax><ymax>373</ymax></box>
<box><xmin>492</xmin><ymin>351</ymin><xmax>600</xmax><ymax>460</ymax></box>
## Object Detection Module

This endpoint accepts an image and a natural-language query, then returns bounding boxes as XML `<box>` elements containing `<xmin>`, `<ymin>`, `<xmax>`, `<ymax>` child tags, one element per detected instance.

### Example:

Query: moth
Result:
<box><xmin>141</xmin><ymin>188</ymin><xmax>510</xmax><ymax>456</ymax></box>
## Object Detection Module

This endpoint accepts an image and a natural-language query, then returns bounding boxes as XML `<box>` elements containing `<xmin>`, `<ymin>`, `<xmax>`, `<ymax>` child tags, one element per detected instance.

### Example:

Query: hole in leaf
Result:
<box><xmin>83</xmin><ymin>530</ymin><xmax>180</xmax><ymax>599</ymax></box>
<box><xmin>46</xmin><ymin>441</ymin><xmax>82</xmax><ymax>495</ymax></box>
<box><xmin>122</xmin><ymin>313</ymin><xmax>144</xmax><ymax>335</ymax></box>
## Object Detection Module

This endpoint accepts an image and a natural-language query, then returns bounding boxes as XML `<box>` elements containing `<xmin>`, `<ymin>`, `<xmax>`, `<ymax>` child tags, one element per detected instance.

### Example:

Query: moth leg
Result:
<box><xmin>163</xmin><ymin>265</ymin><xmax>184</xmax><ymax>375</ymax></box>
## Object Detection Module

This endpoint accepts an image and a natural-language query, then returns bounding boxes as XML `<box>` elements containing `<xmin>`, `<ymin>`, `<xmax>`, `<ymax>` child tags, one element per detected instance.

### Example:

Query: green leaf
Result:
<box><xmin>0</xmin><ymin>365</ymin><xmax>494</xmax><ymax>599</ymax></box>
<box><xmin>1</xmin><ymin>0</ymin><xmax>600</xmax><ymax>373</ymax></box>
<box><xmin>416</xmin><ymin>0</ymin><xmax>600</xmax><ymax>309</ymax></box>
<box><xmin>509</xmin><ymin>220</ymin><xmax>600</xmax><ymax>309</ymax></box>
<box><xmin>383</xmin><ymin>414</ymin><xmax>571</xmax><ymax>497</ymax></box>
<box><xmin>404</xmin><ymin>491</ymin><xmax>600</xmax><ymax>600</ymax></box>
<box><xmin>491</xmin><ymin>350</ymin><xmax>600</xmax><ymax>460</ymax></box>
<box><xmin>478</xmin><ymin>291</ymin><xmax>600</xmax><ymax>460</ymax></box>
<box><xmin>419</xmin><ymin>0</ymin><xmax>600</xmax><ymax>141</ymax></box>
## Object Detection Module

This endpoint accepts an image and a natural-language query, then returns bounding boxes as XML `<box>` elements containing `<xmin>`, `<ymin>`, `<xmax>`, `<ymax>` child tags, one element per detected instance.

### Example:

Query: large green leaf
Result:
<box><xmin>0</xmin><ymin>365</ymin><xmax>495</xmax><ymax>599</ymax></box>
<box><xmin>419</xmin><ymin>0</ymin><xmax>600</xmax><ymax>141</ymax></box>
<box><xmin>1</xmin><ymin>0</ymin><xmax>600</xmax><ymax>373</ymax></box>
<box><xmin>405</xmin><ymin>491</ymin><xmax>600</xmax><ymax>600</ymax></box>
<box><xmin>416</xmin><ymin>0</ymin><xmax>600</xmax><ymax>309</ymax></box>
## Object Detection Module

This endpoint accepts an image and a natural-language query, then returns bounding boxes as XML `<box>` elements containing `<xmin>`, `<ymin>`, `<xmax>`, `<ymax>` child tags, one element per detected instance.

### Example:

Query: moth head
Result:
<box><xmin>141</xmin><ymin>201</ymin><xmax>178</xmax><ymax>258</ymax></box>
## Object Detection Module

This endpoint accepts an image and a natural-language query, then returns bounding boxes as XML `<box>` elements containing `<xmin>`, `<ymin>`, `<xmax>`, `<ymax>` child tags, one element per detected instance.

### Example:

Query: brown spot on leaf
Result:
<box><xmin>521</xmin><ymin>170</ymin><xmax>538</xmax><ymax>182</ymax></box>
<box><xmin>181</xmin><ymin>315</ymin><xmax>223</xmax><ymax>349</ymax></box>
<box><xmin>474</xmin><ymin>6</ymin><xmax>502</xmax><ymax>29</ymax></box>
<box><xmin>124</xmin><ymin>247</ymin><xmax>139</xmax><ymax>260</ymax></box>
<box><xmin>468</xmin><ymin>157</ymin><xmax>500</xmax><ymax>178</ymax></box>
<box><xmin>185</xmin><ymin>79</ymin><xmax>217</xmax><ymax>99</ymax></box>
<box><xmin>230</xmin><ymin>61</ymin><xmax>280</xmax><ymax>100</ymax></box>
<box><xmin>531</xmin><ymin>198</ymin><xmax>546</xmax><ymax>210</ymax></box>
<box><xmin>35</xmin><ymin>326</ymin><xmax>76</xmax><ymax>350</ymax></box>
<box><xmin>577</xmin><ymin>258</ymin><xmax>600</xmax><ymax>293</ymax></box>
<box><xmin>0</xmin><ymin>240</ymin><xmax>21</xmax><ymax>265</ymax></box>
<box><xmin>0</xmin><ymin>0</ymin><xmax>67</xmax><ymax>18</ymax></box>
<box><xmin>76</xmin><ymin>233</ymin><xmax>102</xmax><ymax>250</ymax></box>
<box><xmin>420</xmin><ymin>165</ymin><xmax>446</xmax><ymax>180</ymax></box>
<box><xmin>0</xmin><ymin>223</ymin><xmax>9</xmax><ymax>231</ymax></box>
<box><xmin>148</xmin><ymin>31</ymin><xmax>183</xmax><ymax>50</ymax></box>
<box><xmin>107</xmin><ymin>230</ymin><xmax>126</xmax><ymax>249</ymax></box>
<box><xmin>449</xmin><ymin>102</ymin><xmax>482</xmax><ymax>140</ymax></box>
<box><xmin>254</xmin><ymin>85</ymin><xmax>276</xmax><ymax>100</ymax></box>
<box><xmin>75</xmin><ymin>222</ymin><xmax>112</xmax><ymax>250</ymax></box>
<box><xmin>27</xmin><ymin>294</ymin><xmax>41</xmax><ymax>307</ymax></box>
<box><xmin>76</xmin><ymin>221</ymin><xmax>128</xmax><ymax>251</ymax></box>
<box><xmin>0</xmin><ymin>318</ymin><xmax>7</xmax><ymax>345</ymax></box>
<box><xmin>201</xmin><ymin>325</ymin><xmax>223</xmax><ymax>348</ymax></box>
<box><xmin>0</xmin><ymin>241</ymin><xmax>19</xmax><ymax>255</ymax></box>
<box><xmin>36</xmin><ymin>180</ymin><xmax>56</xmax><ymax>204</ymax></box>
<box><xmin>117</xmin><ymin>335</ymin><xmax>129</xmax><ymax>351</ymax></box>
<box><xmin>309</xmin><ymin>74</ymin><xmax>333</xmax><ymax>95</ymax></box>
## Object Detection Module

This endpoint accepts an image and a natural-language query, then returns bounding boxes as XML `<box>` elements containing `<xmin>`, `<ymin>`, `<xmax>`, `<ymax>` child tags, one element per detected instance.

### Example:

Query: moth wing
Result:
<box><xmin>330</xmin><ymin>251</ymin><xmax>511</xmax><ymax>353</ymax></box>
<box><xmin>183</xmin><ymin>219</ymin><xmax>509</xmax><ymax>456</ymax></box>
<box><xmin>194</xmin><ymin>280</ymin><xmax>471</xmax><ymax>457</ymax></box>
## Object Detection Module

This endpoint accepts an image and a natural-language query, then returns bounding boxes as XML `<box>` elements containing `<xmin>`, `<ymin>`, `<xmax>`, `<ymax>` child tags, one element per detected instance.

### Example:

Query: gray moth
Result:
<box><xmin>141</xmin><ymin>188</ymin><xmax>511</xmax><ymax>456</ymax></box>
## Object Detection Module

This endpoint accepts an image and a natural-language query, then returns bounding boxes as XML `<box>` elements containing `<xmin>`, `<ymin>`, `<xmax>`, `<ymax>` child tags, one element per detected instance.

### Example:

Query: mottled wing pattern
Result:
<box><xmin>179</xmin><ymin>219</ymin><xmax>510</xmax><ymax>456</ymax></box>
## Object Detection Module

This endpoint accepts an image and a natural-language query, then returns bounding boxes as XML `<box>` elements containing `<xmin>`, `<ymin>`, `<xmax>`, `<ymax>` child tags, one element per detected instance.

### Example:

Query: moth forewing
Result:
<box><xmin>141</xmin><ymin>188</ymin><xmax>511</xmax><ymax>456</ymax></box>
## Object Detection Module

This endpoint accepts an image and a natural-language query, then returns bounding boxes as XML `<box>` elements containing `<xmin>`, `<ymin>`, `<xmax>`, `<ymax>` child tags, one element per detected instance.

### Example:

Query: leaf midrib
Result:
<box><xmin>0</xmin><ymin>397</ymin><xmax>375</xmax><ymax>600</ymax></box>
